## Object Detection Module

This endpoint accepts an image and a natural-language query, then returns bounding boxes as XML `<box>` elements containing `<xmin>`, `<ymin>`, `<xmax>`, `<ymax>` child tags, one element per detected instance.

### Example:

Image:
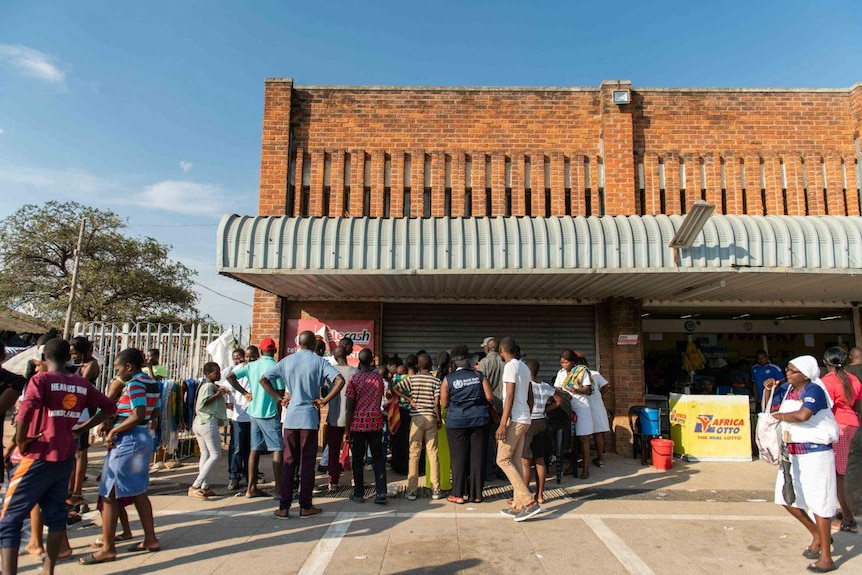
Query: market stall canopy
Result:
<box><xmin>217</xmin><ymin>214</ymin><xmax>862</xmax><ymax>306</ymax></box>
<box><xmin>0</xmin><ymin>309</ymin><xmax>51</xmax><ymax>334</ymax></box>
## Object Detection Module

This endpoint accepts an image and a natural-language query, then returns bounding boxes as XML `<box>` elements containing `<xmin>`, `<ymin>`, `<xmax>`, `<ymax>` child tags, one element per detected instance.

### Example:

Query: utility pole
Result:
<box><xmin>63</xmin><ymin>216</ymin><xmax>86</xmax><ymax>339</ymax></box>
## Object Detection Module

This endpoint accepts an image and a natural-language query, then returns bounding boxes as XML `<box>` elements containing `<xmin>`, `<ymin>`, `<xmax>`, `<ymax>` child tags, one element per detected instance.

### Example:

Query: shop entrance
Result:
<box><xmin>642</xmin><ymin>309</ymin><xmax>854</xmax><ymax>397</ymax></box>
<box><xmin>382</xmin><ymin>303</ymin><xmax>596</xmax><ymax>384</ymax></box>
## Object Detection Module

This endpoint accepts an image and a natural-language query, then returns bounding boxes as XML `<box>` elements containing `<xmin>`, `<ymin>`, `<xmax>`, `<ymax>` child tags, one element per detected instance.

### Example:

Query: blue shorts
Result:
<box><xmin>0</xmin><ymin>456</ymin><xmax>75</xmax><ymax>548</ymax></box>
<box><xmin>99</xmin><ymin>427</ymin><xmax>154</xmax><ymax>499</ymax></box>
<box><xmin>250</xmin><ymin>416</ymin><xmax>283</xmax><ymax>451</ymax></box>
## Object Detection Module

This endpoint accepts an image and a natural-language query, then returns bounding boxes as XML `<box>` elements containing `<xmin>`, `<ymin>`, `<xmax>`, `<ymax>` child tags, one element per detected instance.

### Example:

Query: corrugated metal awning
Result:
<box><xmin>217</xmin><ymin>215</ymin><xmax>862</xmax><ymax>306</ymax></box>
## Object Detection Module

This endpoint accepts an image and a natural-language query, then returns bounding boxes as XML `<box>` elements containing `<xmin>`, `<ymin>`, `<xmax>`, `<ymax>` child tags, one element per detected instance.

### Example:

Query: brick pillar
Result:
<box><xmin>599</xmin><ymin>81</ymin><xmax>636</xmax><ymax>215</ymax></box>
<box><xmin>596</xmin><ymin>297</ymin><xmax>645</xmax><ymax>456</ymax></box>
<box><xmin>259</xmin><ymin>78</ymin><xmax>293</xmax><ymax>216</ymax></box>
<box><xmin>251</xmin><ymin>290</ymin><xmax>283</xmax><ymax>353</ymax></box>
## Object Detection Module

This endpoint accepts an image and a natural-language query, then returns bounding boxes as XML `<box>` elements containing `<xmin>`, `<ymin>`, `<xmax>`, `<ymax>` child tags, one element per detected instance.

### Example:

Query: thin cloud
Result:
<box><xmin>136</xmin><ymin>180</ymin><xmax>227</xmax><ymax>216</ymax></box>
<box><xmin>0</xmin><ymin>165</ymin><xmax>113</xmax><ymax>197</ymax></box>
<box><xmin>0</xmin><ymin>128</ymin><xmax>4</xmax><ymax>135</ymax></box>
<box><xmin>179</xmin><ymin>160</ymin><xmax>193</xmax><ymax>173</ymax></box>
<box><xmin>0</xmin><ymin>44</ymin><xmax>66</xmax><ymax>86</ymax></box>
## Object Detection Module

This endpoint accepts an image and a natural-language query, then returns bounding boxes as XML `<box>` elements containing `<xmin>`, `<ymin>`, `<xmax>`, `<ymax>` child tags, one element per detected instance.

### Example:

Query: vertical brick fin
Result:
<box><xmin>762</xmin><ymin>154</ymin><xmax>783</xmax><ymax>215</ymax></box>
<box><xmin>824</xmin><ymin>155</ymin><xmax>845</xmax><ymax>215</ymax></box>
<box><xmin>451</xmin><ymin>151</ymin><xmax>466</xmax><ymax>218</ymax></box>
<box><xmin>724</xmin><ymin>155</ymin><xmax>743</xmax><ymax>214</ymax></box>
<box><xmin>845</xmin><ymin>155</ymin><xmax>861</xmax><ymax>216</ymax></box>
<box><xmin>411</xmin><ymin>151</ymin><xmax>425</xmax><ymax>218</ymax></box>
<box><xmin>258</xmin><ymin>79</ymin><xmax>292</xmax><ymax>216</ymax></box>
<box><xmin>349</xmin><ymin>150</ymin><xmax>365</xmax><ymax>216</ymax></box>
<box><xmin>783</xmin><ymin>155</ymin><xmax>806</xmax><ymax>216</ymax></box>
<box><xmin>567</xmin><ymin>154</ymin><xmax>583</xmax><ymax>216</ymax></box>
<box><xmin>587</xmin><ymin>155</ymin><xmax>599</xmax><ymax>216</ymax></box>
<box><xmin>370</xmin><ymin>150</ymin><xmax>385</xmax><ymax>218</ymax></box>
<box><xmin>251</xmin><ymin>289</ymin><xmax>282</xmax><ymax>348</ymax></box>
<box><xmin>683</xmin><ymin>154</ymin><xmax>700</xmax><ymax>209</ymax></box>
<box><xmin>703</xmin><ymin>153</ymin><xmax>722</xmax><ymax>213</ymax></box>
<box><xmin>549</xmin><ymin>153</ymin><xmax>566</xmax><ymax>216</ymax></box>
<box><xmin>430</xmin><ymin>152</ymin><xmax>444</xmax><ymax>217</ymax></box>
<box><xmin>808</xmin><ymin>155</ymin><xmax>826</xmax><ymax>216</ymax></box>
<box><xmin>309</xmin><ymin>149</ymin><xmax>325</xmax><ymax>216</ymax></box>
<box><xmin>642</xmin><ymin>154</ymin><xmax>660</xmax><ymax>215</ymax></box>
<box><xmin>330</xmin><ymin>150</ymin><xmax>345</xmax><ymax>217</ymax></box>
<box><xmin>532</xmin><ymin>153</ymin><xmax>547</xmax><ymax>216</ymax></box>
<box><xmin>491</xmin><ymin>154</ymin><xmax>506</xmax><ymax>216</ymax></box>
<box><xmin>293</xmin><ymin>148</ymin><xmax>305</xmax><ymax>216</ymax></box>
<box><xmin>663</xmin><ymin>154</ymin><xmax>680</xmax><ymax>214</ymax></box>
<box><xmin>472</xmin><ymin>153</ymin><xmax>488</xmax><ymax>217</ymax></box>
<box><xmin>511</xmin><ymin>153</ymin><xmax>525</xmax><ymax>216</ymax></box>
<box><xmin>745</xmin><ymin>154</ymin><xmax>764</xmax><ymax>215</ymax></box>
<box><xmin>390</xmin><ymin>152</ymin><xmax>405</xmax><ymax>218</ymax></box>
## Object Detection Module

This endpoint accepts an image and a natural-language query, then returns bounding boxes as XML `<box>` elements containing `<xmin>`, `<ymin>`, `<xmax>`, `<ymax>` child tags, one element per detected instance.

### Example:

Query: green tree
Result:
<box><xmin>0</xmin><ymin>201</ymin><xmax>199</xmax><ymax>324</ymax></box>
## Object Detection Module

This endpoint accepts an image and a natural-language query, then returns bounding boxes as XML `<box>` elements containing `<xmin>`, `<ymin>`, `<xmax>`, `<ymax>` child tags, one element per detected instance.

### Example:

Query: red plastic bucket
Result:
<box><xmin>650</xmin><ymin>438</ymin><xmax>674</xmax><ymax>470</ymax></box>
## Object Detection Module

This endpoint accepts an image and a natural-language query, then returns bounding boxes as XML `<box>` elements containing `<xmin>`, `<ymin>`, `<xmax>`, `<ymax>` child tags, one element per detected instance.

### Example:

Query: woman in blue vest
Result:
<box><xmin>441</xmin><ymin>347</ymin><xmax>498</xmax><ymax>504</ymax></box>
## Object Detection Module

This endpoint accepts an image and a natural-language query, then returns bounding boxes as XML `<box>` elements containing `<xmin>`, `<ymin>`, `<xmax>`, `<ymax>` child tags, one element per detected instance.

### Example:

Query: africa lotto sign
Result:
<box><xmin>694</xmin><ymin>414</ymin><xmax>746</xmax><ymax>437</ymax></box>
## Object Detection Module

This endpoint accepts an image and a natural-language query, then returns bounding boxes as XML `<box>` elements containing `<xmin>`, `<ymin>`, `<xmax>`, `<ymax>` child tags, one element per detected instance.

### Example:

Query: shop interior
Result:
<box><xmin>641</xmin><ymin>308</ymin><xmax>855</xmax><ymax>400</ymax></box>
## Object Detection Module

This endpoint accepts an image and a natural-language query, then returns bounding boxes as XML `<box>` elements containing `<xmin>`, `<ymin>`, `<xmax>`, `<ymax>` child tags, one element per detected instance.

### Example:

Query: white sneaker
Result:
<box><xmin>328</xmin><ymin>483</ymin><xmax>338</xmax><ymax>492</ymax></box>
<box><xmin>406</xmin><ymin>491</ymin><xmax>417</xmax><ymax>501</ymax></box>
<box><xmin>431</xmin><ymin>489</ymin><xmax>442</xmax><ymax>500</ymax></box>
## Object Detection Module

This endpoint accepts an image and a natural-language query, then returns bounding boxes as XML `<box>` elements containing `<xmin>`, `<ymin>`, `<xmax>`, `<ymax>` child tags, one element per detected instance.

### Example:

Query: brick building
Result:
<box><xmin>218</xmin><ymin>79</ymin><xmax>862</xmax><ymax>454</ymax></box>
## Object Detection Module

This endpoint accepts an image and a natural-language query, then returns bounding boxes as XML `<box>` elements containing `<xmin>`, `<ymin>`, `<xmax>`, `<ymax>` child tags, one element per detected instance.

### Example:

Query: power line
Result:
<box><xmin>193</xmin><ymin>281</ymin><xmax>253</xmax><ymax>307</ymax></box>
<box><xmin>128</xmin><ymin>223</ymin><xmax>218</xmax><ymax>228</ymax></box>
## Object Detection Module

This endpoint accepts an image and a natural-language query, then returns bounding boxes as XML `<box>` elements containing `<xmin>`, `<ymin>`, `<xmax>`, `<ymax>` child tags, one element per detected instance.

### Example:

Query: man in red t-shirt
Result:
<box><xmin>0</xmin><ymin>338</ymin><xmax>116</xmax><ymax>575</ymax></box>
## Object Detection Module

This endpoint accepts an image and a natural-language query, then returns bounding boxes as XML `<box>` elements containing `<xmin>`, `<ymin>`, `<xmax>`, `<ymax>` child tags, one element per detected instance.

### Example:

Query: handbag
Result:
<box><xmin>755</xmin><ymin>386</ymin><xmax>782</xmax><ymax>465</ymax></box>
<box><xmin>339</xmin><ymin>442</ymin><xmax>351</xmax><ymax>471</ymax></box>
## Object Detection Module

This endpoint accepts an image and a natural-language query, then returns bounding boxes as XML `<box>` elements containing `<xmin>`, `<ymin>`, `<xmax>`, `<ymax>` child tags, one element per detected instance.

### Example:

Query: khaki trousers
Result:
<box><xmin>407</xmin><ymin>414</ymin><xmax>440</xmax><ymax>491</ymax></box>
<box><xmin>496</xmin><ymin>421</ymin><xmax>533</xmax><ymax>509</ymax></box>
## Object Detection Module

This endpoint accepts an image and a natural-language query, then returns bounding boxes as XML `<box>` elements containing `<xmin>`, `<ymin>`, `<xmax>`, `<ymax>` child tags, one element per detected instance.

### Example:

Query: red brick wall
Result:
<box><xmin>251</xmin><ymin>289</ymin><xmax>283</xmax><ymax>350</ymax></box>
<box><xmin>596</xmin><ymin>297</ymin><xmax>645</xmax><ymax>456</ymax></box>
<box><xmin>261</xmin><ymin>80</ymin><xmax>861</xmax><ymax>219</ymax></box>
<box><xmin>259</xmin><ymin>78</ymin><xmax>293</xmax><ymax>216</ymax></box>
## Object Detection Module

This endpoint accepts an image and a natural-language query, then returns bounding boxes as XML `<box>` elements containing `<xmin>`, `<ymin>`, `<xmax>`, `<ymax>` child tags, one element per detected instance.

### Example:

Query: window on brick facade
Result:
<box><xmin>465</xmin><ymin>187</ymin><xmax>473</xmax><ymax>218</ymax></box>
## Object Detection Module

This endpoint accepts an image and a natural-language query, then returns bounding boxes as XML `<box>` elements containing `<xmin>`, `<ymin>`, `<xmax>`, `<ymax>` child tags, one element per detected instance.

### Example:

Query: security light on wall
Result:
<box><xmin>668</xmin><ymin>200</ymin><xmax>716</xmax><ymax>248</ymax></box>
<box><xmin>612</xmin><ymin>90</ymin><xmax>630</xmax><ymax>105</ymax></box>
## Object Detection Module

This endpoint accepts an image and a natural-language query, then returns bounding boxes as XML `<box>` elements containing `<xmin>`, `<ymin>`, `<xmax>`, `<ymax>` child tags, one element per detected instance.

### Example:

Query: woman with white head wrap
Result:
<box><xmin>764</xmin><ymin>355</ymin><xmax>839</xmax><ymax>573</ymax></box>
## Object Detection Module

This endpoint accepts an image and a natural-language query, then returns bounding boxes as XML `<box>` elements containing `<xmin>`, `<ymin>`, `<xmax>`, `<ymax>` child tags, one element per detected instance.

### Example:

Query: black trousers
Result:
<box><xmin>447</xmin><ymin>425</ymin><xmax>489</xmax><ymax>501</ymax></box>
<box><xmin>351</xmin><ymin>430</ymin><xmax>387</xmax><ymax>498</ymax></box>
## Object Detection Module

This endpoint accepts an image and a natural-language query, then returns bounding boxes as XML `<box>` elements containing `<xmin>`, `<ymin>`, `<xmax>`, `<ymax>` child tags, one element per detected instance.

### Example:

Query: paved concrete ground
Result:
<box><xmin>21</xmin><ymin>444</ymin><xmax>862</xmax><ymax>574</ymax></box>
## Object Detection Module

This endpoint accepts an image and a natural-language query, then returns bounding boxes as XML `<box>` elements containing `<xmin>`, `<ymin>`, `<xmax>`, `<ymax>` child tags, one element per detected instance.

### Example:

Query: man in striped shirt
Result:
<box><xmin>393</xmin><ymin>353</ymin><xmax>442</xmax><ymax>500</ymax></box>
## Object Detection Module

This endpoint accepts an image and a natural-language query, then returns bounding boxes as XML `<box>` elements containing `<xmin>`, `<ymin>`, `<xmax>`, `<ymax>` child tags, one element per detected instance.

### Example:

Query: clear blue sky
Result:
<box><xmin>1</xmin><ymin>1</ymin><xmax>860</xmax><ymax>326</ymax></box>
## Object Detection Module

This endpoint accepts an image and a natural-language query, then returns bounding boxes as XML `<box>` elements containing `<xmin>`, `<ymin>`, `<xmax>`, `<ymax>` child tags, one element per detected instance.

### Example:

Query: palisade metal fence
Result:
<box><xmin>73</xmin><ymin>321</ymin><xmax>250</xmax><ymax>392</ymax></box>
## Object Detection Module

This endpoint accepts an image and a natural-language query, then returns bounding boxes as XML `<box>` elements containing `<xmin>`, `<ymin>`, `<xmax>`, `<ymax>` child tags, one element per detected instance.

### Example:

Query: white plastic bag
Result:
<box><xmin>756</xmin><ymin>386</ymin><xmax>782</xmax><ymax>465</ymax></box>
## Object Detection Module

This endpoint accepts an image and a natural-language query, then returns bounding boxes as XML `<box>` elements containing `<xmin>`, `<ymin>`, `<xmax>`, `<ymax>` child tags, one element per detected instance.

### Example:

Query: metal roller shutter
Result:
<box><xmin>382</xmin><ymin>303</ymin><xmax>596</xmax><ymax>384</ymax></box>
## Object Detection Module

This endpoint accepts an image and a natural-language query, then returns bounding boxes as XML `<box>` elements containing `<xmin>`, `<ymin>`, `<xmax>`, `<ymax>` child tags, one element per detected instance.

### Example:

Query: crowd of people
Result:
<box><xmin>213</xmin><ymin>332</ymin><xmax>612</xmax><ymax>523</ymax></box>
<box><xmin>2</xmin><ymin>330</ymin><xmax>861</xmax><ymax>573</ymax></box>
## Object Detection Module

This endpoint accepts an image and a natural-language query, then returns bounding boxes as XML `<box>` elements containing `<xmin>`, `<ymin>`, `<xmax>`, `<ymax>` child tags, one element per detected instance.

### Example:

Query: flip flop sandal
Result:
<box><xmin>78</xmin><ymin>553</ymin><xmax>115</xmax><ymax>565</ymax></box>
<box><xmin>840</xmin><ymin>520</ymin><xmax>858</xmax><ymax>533</ymax></box>
<box><xmin>802</xmin><ymin>547</ymin><xmax>821</xmax><ymax>560</ymax></box>
<box><xmin>127</xmin><ymin>543</ymin><xmax>161</xmax><ymax>553</ymax></box>
<box><xmin>806</xmin><ymin>563</ymin><xmax>837</xmax><ymax>573</ymax></box>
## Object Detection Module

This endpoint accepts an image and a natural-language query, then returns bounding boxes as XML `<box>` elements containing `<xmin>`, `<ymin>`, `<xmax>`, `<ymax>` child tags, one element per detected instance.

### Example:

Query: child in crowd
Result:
<box><xmin>189</xmin><ymin>363</ymin><xmax>227</xmax><ymax>499</ymax></box>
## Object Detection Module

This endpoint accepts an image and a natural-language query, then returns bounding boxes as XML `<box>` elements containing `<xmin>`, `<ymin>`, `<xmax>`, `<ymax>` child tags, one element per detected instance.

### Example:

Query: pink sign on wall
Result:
<box><xmin>284</xmin><ymin>319</ymin><xmax>374</xmax><ymax>367</ymax></box>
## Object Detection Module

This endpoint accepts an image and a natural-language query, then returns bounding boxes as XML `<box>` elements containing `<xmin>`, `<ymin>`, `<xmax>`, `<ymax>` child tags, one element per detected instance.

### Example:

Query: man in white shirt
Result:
<box><xmin>223</xmin><ymin>349</ymin><xmax>251</xmax><ymax>491</ymax></box>
<box><xmin>496</xmin><ymin>338</ymin><xmax>540</xmax><ymax>522</ymax></box>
